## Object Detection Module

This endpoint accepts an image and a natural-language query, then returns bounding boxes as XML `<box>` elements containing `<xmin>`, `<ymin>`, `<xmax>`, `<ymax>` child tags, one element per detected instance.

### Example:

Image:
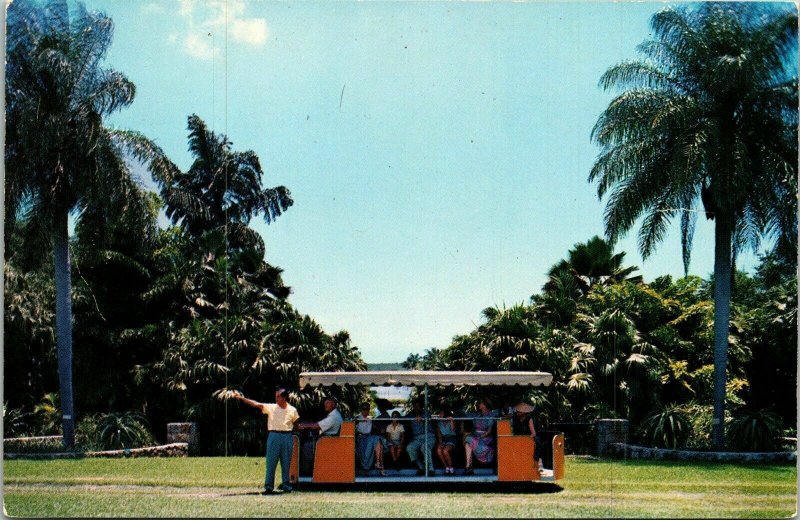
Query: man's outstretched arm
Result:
<box><xmin>233</xmin><ymin>392</ymin><xmax>266</xmax><ymax>411</ymax></box>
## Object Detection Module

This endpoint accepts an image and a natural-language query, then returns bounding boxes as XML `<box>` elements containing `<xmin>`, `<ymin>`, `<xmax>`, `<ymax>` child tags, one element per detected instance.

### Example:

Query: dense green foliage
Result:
<box><xmin>4</xmin><ymin>0</ymin><xmax>366</xmax><ymax>455</ymax></box>
<box><xmin>411</xmin><ymin>239</ymin><xmax>796</xmax><ymax>451</ymax></box>
<box><xmin>4</xmin><ymin>1</ymin><xmax>796</xmax><ymax>457</ymax></box>
<box><xmin>589</xmin><ymin>2</ymin><xmax>798</xmax><ymax>449</ymax></box>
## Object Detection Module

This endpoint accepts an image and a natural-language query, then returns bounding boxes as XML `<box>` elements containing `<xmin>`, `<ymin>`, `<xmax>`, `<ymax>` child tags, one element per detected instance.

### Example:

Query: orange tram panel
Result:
<box><xmin>301</xmin><ymin>420</ymin><xmax>565</xmax><ymax>485</ymax></box>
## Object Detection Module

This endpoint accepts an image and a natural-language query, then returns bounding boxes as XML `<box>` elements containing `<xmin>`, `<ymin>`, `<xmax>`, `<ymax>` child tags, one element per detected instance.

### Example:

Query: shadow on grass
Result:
<box><xmin>220</xmin><ymin>491</ymin><xmax>268</xmax><ymax>497</ymax></box>
<box><xmin>293</xmin><ymin>482</ymin><xmax>564</xmax><ymax>494</ymax></box>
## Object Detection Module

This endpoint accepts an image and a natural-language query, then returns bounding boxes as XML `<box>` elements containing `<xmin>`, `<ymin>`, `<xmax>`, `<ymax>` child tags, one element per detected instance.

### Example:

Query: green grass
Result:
<box><xmin>4</xmin><ymin>457</ymin><xmax>797</xmax><ymax>517</ymax></box>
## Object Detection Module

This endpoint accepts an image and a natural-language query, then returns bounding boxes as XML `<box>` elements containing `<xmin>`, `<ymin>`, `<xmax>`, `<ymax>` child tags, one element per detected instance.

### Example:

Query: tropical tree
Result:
<box><xmin>401</xmin><ymin>353</ymin><xmax>422</xmax><ymax>370</ymax></box>
<box><xmin>6</xmin><ymin>0</ymin><xmax>180</xmax><ymax>447</ymax></box>
<box><xmin>589</xmin><ymin>3</ymin><xmax>798</xmax><ymax>449</ymax></box>
<box><xmin>166</xmin><ymin>114</ymin><xmax>293</xmax><ymax>258</ymax></box>
<box><xmin>545</xmin><ymin>236</ymin><xmax>642</xmax><ymax>294</ymax></box>
<box><xmin>4</xmin><ymin>263</ymin><xmax>56</xmax><ymax>411</ymax></box>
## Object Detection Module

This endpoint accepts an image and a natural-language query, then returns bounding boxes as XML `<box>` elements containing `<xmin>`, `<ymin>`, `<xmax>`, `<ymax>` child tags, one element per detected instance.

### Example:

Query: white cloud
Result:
<box><xmin>231</xmin><ymin>18</ymin><xmax>268</xmax><ymax>46</ymax></box>
<box><xmin>184</xmin><ymin>32</ymin><xmax>214</xmax><ymax>60</ymax></box>
<box><xmin>140</xmin><ymin>2</ymin><xmax>164</xmax><ymax>14</ymax></box>
<box><xmin>173</xmin><ymin>0</ymin><xmax>268</xmax><ymax>60</ymax></box>
<box><xmin>179</xmin><ymin>0</ymin><xmax>196</xmax><ymax>17</ymax></box>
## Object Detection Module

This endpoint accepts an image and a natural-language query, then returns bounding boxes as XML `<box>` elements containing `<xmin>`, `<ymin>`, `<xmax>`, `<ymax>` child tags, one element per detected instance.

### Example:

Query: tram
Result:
<box><xmin>285</xmin><ymin>371</ymin><xmax>565</xmax><ymax>485</ymax></box>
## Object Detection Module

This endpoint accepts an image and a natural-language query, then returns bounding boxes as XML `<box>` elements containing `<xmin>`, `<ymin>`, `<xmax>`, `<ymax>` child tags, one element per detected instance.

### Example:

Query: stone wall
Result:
<box><xmin>87</xmin><ymin>443</ymin><xmax>188</xmax><ymax>458</ymax></box>
<box><xmin>596</xmin><ymin>419</ymin><xmax>629</xmax><ymax>456</ymax></box>
<box><xmin>611</xmin><ymin>443</ymin><xmax>797</xmax><ymax>463</ymax></box>
<box><xmin>167</xmin><ymin>423</ymin><xmax>198</xmax><ymax>454</ymax></box>
<box><xmin>4</xmin><ymin>435</ymin><xmax>62</xmax><ymax>447</ymax></box>
<box><xmin>3</xmin><ymin>435</ymin><xmax>63</xmax><ymax>453</ymax></box>
<box><xmin>4</xmin><ymin>443</ymin><xmax>188</xmax><ymax>460</ymax></box>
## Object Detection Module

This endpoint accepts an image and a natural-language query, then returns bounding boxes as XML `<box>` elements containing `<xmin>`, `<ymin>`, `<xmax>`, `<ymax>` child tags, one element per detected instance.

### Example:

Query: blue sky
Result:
<box><xmin>83</xmin><ymin>0</ymin><xmax>767</xmax><ymax>362</ymax></box>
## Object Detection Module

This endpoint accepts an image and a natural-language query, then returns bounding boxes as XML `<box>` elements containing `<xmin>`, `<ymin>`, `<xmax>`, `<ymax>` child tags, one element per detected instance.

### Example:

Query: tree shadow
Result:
<box><xmin>295</xmin><ymin>481</ymin><xmax>564</xmax><ymax>494</ymax></box>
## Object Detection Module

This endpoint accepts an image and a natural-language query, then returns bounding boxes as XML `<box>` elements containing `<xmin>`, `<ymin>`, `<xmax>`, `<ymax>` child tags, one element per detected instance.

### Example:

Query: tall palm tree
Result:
<box><xmin>589</xmin><ymin>3</ymin><xmax>797</xmax><ymax>449</ymax></box>
<box><xmin>166</xmin><ymin>114</ymin><xmax>293</xmax><ymax>257</ymax></box>
<box><xmin>6</xmin><ymin>0</ymin><xmax>179</xmax><ymax>447</ymax></box>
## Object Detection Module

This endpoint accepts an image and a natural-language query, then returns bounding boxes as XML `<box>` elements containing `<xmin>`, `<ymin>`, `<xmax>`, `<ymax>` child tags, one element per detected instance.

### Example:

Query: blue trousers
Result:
<box><xmin>406</xmin><ymin>436</ymin><xmax>434</xmax><ymax>470</ymax></box>
<box><xmin>265</xmin><ymin>432</ymin><xmax>293</xmax><ymax>490</ymax></box>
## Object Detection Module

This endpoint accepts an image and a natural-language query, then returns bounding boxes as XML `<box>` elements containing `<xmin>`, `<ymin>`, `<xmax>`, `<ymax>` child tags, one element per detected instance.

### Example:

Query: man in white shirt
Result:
<box><xmin>235</xmin><ymin>388</ymin><xmax>299</xmax><ymax>494</ymax></box>
<box><xmin>298</xmin><ymin>397</ymin><xmax>343</xmax><ymax>436</ymax></box>
<box><xmin>297</xmin><ymin>397</ymin><xmax>343</xmax><ymax>474</ymax></box>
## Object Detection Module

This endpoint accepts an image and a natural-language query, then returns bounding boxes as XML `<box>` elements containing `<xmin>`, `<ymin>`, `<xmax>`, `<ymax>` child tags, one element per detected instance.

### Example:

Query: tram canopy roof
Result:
<box><xmin>298</xmin><ymin>371</ymin><xmax>552</xmax><ymax>388</ymax></box>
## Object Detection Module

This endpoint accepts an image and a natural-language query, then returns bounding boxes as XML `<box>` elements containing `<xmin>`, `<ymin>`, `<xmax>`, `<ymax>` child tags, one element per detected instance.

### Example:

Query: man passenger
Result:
<box><xmin>405</xmin><ymin>400</ymin><xmax>434</xmax><ymax>475</ymax></box>
<box><xmin>297</xmin><ymin>397</ymin><xmax>343</xmax><ymax>474</ymax></box>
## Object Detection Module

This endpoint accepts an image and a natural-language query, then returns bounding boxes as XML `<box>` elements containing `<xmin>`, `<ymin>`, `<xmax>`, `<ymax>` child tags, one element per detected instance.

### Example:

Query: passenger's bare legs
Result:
<box><xmin>464</xmin><ymin>443</ymin><xmax>473</xmax><ymax>469</ymax></box>
<box><xmin>390</xmin><ymin>445</ymin><xmax>402</xmax><ymax>463</ymax></box>
<box><xmin>374</xmin><ymin>442</ymin><xmax>384</xmax><ymax>474</ymax></box>
<box><xmin>442</xmin><ymin>445</ymin><xmax>453</xmax><ymax>469</ymax></box>
<box><xmin>436</xmin><ymin>445</ymin><xmax>446</xmax><ymax>467</ymax></box>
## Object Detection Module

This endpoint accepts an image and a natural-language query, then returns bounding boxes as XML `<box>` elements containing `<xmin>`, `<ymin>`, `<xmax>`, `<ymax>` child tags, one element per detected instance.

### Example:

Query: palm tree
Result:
<box><xmin>589</xmin><ymin>3</ymin><xmax>798</xmax><ymax>449</ymax></box>
<box><xmin>545</xmin><ymin>236</ymin><xmax>642</xmax><ymax>294</ymax></box>
<box><xmin>401</xmin><ymin>353</ymin><xmax>422</xmax><ymax>370</ymax></box>
<box><xmin>166</xmin><ymin>114</ymin><xmax>293</xmax><ymax>257</ymax></box>
<box><xmin>6</xmin><ymin>0</ymin><xmax>179</xmax><ymax>447</ymax></box>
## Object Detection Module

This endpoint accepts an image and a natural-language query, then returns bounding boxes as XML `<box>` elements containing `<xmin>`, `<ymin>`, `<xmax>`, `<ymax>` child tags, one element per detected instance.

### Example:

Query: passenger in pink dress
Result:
<box><xmin>463</xmin><ymin>399</ymin><xmax>498</xmax><ymax>475</ymax></box>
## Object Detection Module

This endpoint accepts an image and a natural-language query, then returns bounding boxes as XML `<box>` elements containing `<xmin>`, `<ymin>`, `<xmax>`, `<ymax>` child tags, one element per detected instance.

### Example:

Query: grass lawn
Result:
<box><xmin>3</xmin><ymin>456</ymin><xmax>797</xmax><ymax>517</ymax></box>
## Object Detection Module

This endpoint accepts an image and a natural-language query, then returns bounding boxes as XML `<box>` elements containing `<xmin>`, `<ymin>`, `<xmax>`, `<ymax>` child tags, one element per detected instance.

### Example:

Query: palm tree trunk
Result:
<box><xmin>53</xmin><ymin>210</ymin><xmax>75</xmax><ymax>449</ymax></box>
<box><xmin>711</xmin><ymin>212</ymin><xmax>733</xmax><ymax>451</ymax></box>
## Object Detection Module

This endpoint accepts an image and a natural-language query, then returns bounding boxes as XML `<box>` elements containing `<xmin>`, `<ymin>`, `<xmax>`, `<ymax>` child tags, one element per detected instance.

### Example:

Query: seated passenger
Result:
<box><xmin>297</xmin><ymin>396</ymin><xmax>343</xmax><ymax>475</ymax></box>
<box><xmin>355</xmin><ymin>403</ymin><xmax>385</xmax><ymax>475</ymax></box>
<box><xmin>512</xmin><ymin>402</ymin><xmax>544</xmax><ymax>473</ymax></box>
<box><xmin>405</xmin><ymin>400</ymin><xmax>434</xmax><ymax>475</ymax></box>
<box><xmin>463</xmin><ymin>398</ymin><xmax>498</xmax><ymax>475</ymax></box>
<box><xmin>384</xmin><ymin>411</ymin><xmax>405</xmax><ymax>467</ymax></box>
<box><xmin>374</xmin><ymin>398</ymin><xmax>393</xmax><ymax>454</ymax></box>
<box><xmin>435</xmin><ymin>405</ymin><xmax>457</xmax><ymax>475</ymax></box>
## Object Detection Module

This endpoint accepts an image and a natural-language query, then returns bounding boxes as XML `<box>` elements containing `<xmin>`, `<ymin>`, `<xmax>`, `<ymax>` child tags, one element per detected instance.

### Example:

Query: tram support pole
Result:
<box><xmin>424</xmin><ymin>383</ymin><xmax>429</xmax><ymax>477</ymax></box>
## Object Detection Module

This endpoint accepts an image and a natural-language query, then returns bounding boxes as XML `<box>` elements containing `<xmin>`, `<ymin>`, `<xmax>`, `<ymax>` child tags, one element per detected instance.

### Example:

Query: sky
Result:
<box><xmin>77</xmin><ymin>0</ymin><xmax>770</xmax><ymax>363</ymax></box>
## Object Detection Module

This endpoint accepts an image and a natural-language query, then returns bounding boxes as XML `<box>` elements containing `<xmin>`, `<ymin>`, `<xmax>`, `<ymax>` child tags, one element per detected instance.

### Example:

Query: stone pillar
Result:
<box><xmin>596</xmin><ymin>419</ymin><xmax>628</xmax><ymax>456</ymax></box>
<box><xmin>167</xmin><ymin>423</ymin><xmax>198</xmax><ymax>455</ymax></box>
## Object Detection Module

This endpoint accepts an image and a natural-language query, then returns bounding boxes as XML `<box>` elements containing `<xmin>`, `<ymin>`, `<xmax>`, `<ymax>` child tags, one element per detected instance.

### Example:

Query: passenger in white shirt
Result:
<box><xmin>297</xmin><ymin>397</ymin><xmax>343</xmax><ymax>475</ymax></box>
<box><xmin>355</xmin><ymin>403</ymin><xmax>385</xmax><ymax>474</ymax></box>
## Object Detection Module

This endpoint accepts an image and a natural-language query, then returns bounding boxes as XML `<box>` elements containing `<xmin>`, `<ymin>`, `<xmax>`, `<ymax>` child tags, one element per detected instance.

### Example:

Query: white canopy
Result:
<box><xmin>298</xmin><ymin>371</ymin><xmax>552</xmax><ymax>388</ymax></box>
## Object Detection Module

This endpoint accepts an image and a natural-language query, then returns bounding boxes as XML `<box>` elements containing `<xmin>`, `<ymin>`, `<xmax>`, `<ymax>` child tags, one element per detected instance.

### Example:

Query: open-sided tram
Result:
<box><xmin>284</xmin><ymin>371</ymin><xmax>565</xmax><ymax>486</ymax></box>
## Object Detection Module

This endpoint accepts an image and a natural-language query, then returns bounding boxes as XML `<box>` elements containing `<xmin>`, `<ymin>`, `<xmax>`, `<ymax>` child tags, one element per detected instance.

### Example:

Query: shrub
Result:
<box><xmin>32</xmin><ymin>393</ymin><xmax>61</xmax><ymax>435</ymax></box>
<box><xmin>76</xmin><ymin>415</ymin><xmax>102</xmax><ymax>451</ymax></box>
<box><xmin>95</xmin><ymin>412</ymin><xmax>155</xmax><ymax>450</ymax></box>
<box><xmin>727</xmin><ymin>409</ymin><xmax>782</xmax><ymax>452</ymax></box>
<box><xmin>638</xmin><ymin>405</ymin><xmax>692</xmax><ymax>449</ymax></box>
<box><xmin>680</xmin><ymin>402</ymin><xmax>713</xmax><ymax>450</ymax></box>
<box><xmin>229</xmin><ymin>415</ymin><xmax>264</xmax><ymax>456</ymax></box>
<box><xmin>4</xmin><ymin>403</ymin><xmax>33</xmax><ymax>438</ymax></box>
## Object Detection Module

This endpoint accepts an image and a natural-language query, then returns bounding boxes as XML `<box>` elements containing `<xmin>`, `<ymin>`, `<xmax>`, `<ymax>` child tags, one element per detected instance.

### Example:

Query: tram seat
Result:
<box><xmin>312</xmin><ymin>421</ymin><xmax>356</xmax><ymax>483</ymax></box>
<box><xmin>290</xmin><ymin>434</ymin><xmax>299</xmax><ymax>484</ymax></box>
<box><xmin>496</xmin><ymin>420</ymin><xmax>539</xmax><ymax>482</ymax></box>
<box><xmin>552</xmin><ymin>432</ymin><xmax>565</xmax><ymax>480</ymax></box>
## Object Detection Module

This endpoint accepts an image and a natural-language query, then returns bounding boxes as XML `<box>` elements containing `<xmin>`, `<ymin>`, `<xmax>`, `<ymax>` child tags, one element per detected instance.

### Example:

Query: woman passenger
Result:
<box><xmin>355</xmin><ymin>403</ymin><xmax>385</xmax><ymax>475</ymax></box>
<box><xmin>435</xmin><ymin>406</ymin><xmax>457</xmax><ymax>475</ymax></box>
<box><xmin>463</xmin><ymin>399</ymin><xmax>498</xmax><ymax>475</ymax></box>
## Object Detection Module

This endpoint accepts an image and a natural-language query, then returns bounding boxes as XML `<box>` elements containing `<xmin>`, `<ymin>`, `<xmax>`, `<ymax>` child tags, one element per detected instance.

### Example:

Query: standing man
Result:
<box><xmin>235</xmin><ymin>388</ymin><xmax>299</xmax><ymax>495</ymax></box>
